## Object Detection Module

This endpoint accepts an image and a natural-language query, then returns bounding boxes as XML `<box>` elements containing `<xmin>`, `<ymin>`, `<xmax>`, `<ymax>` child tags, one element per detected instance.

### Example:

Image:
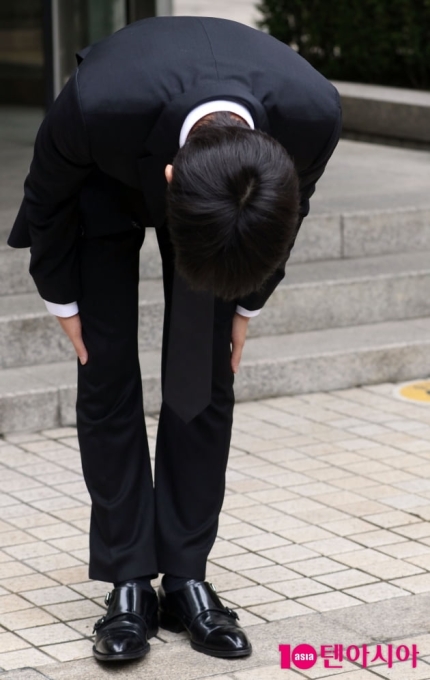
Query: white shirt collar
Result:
<box><xmin>179</xmin><ymin>100</ymin><xmax>255</xmax><ymax>148</ymax></box>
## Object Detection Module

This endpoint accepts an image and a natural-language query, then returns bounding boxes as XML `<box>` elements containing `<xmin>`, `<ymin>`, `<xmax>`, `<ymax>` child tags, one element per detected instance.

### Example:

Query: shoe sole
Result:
<box><xmin>93</xmin><ymin>642</ymin><xmax>150</xmax><ymax>662</ymax></box>
<box><xmin>191</xmin><ymin>640</ymin><xmax>253</xmax><ymax>658</ymax></box>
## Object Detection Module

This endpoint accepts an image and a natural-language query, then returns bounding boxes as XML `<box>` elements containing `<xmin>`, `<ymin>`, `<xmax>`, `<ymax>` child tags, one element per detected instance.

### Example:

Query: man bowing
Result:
<box><xmin>7</xmin><ymin>16</ymin><xmax>341</xmax><ymax>664</ymax></box>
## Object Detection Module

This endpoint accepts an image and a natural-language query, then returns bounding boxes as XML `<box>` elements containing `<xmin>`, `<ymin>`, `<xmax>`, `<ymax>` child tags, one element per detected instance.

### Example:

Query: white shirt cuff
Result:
<box><xmin>235</xmin><ymin>305</ymin><xmax>261</xmax><ymax>318</ymax></box>
<box><xmin>44</xmin><ymin>300</ymin><xmax>260</xmax><ymax>319</ymax></box>
<box><xmin>44</xmin><ymin>300</ymin><xmax>79</xmax><ymax>317</ymax></box>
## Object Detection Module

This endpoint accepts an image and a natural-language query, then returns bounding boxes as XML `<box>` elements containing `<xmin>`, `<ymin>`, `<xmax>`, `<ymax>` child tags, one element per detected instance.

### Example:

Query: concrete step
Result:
<box><xmin>1</xmin><ymin>316</ymin><xmax>430</xmax><ymax>433</ymax></box>
<box><xmin>2</xmin><ymin>250</ymin><xmax>430</xmax><ymax>369</ymax></box>
<box><xmin>2</xmin><ymin>202</ymin><xmax>430</xmax><ymax>295</ymax></box>
<box><xmin>0</xmin><ymin>280</ymin><xmax>164</xmax><ymax>370</ymax></box>
<box><xmin>259</xmin><ymin>249</ymin><xmax>430</xmax><ymax>336</ymax></box>
<box><xmin>0</xmin><ymin>229</ymin><xmax>163</xmax><ymax>297</ymax></box>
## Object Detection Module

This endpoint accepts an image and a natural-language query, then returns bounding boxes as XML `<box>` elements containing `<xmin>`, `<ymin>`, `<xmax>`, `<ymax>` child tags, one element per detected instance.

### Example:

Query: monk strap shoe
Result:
<box><xmin>92</xmin><ymin>582</ymin><xmax>158</xmax><ymax>662</ymax></box>
<box><xmin>158</xmin><ymin>579</ymin><xmax>252</xmax><ymax>658</ymax></box>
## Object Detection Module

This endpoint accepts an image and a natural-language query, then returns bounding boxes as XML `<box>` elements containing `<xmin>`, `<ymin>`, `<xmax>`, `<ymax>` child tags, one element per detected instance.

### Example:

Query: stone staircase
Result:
<box><xmin>2</xmin><ymin>200</ymin><xmax>430</xmax><ymax>433</ymax></box>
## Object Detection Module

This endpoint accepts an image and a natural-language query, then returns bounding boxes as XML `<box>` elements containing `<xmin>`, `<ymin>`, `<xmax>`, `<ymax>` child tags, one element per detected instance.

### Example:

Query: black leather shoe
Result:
<box><xmin>92</xmin><ymin>582</ymin><xmax>159</xmax><ymax>662</ymax></box>
<box><xmin>158</xmin><ymin>579</ymin><xmax>252</xmax><ymax>658</ymax></box>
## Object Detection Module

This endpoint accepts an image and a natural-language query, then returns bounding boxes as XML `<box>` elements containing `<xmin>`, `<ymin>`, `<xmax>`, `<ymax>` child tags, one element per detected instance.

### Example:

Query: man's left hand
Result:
<box><xmin>231</xmin><ymin>313</ymin><xmax>250</xmax><ymax>374</ymax></box>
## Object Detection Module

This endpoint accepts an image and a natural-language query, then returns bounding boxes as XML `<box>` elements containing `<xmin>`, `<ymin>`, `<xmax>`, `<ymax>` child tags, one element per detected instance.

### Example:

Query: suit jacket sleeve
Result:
<box><xmin>25</xmin><ymin>69</ymin><xmax>94</xmax><ymax>303</ymax></box>
<box><xmin>235</xmin><ymin>97</ymin><xmax>342</xmax><ymax>312</ymax></box>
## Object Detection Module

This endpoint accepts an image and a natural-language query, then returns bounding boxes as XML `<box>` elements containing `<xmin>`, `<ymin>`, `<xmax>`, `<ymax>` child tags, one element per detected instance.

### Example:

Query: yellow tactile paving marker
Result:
<box><xmin>396</xmin><ymin>379</ymin><xmax>430</xmax><ymax>404</ymax></box>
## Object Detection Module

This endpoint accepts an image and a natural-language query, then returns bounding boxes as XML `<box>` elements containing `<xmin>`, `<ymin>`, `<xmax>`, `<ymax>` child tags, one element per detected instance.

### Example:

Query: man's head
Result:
<box><xmin>165</xmin><ymin>112</ymin><xmax>300</xmax><ymax>301</ymax></box>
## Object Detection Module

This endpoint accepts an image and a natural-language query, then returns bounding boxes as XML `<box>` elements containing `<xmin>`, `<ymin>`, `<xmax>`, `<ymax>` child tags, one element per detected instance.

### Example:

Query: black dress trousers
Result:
<box><xmin>75</xmin><ymin>178</ymin><xmax>237</xmax><ymax>584</ymax></box>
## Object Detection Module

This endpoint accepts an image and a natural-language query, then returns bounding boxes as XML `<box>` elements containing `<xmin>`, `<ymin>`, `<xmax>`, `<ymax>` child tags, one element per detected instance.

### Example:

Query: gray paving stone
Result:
<box><xmin>18</xmin><ymin>596</ymin><xmax>429</xmax><ymax>680</ymax></box>
<box><xmin>324</xmin><ymin>593</ymin><xmax>430</xmax><ymax>641</ymax></box>
<box><xmin>0</xmin><ymin>381</ymin><xmax>429</xmax><ymax>677</ymax></box>
<box><xmin>0</xmin><ymin>671</ymin><xmax>48</xmax><ymax>680</ymax></box>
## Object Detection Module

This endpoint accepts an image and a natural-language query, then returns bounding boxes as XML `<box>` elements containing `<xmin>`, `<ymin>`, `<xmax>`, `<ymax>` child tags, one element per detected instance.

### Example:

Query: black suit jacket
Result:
<box><xmin>7</xmin><ymin>16</ymin><xmax>342</xmax><ymax>311</ymax></box>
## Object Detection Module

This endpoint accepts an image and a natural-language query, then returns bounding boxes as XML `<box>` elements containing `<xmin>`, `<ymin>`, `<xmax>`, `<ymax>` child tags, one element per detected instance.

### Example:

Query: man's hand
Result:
<box><xmin>56</xmin><ymin>314</ymin><xmax>88</xmax><ymax>365</ymax></box>
<box><xmin>231</xmin><ymin>312</ymin><xmax>250</xmax><ymax>374</ymax></box>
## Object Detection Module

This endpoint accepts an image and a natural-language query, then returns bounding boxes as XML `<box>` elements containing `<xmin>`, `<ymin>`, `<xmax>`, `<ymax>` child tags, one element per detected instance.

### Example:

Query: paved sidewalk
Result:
<box><xmin>1</xmin><ymin>382</ymin><xmax>430</xmax><ymax>677</ymax></box>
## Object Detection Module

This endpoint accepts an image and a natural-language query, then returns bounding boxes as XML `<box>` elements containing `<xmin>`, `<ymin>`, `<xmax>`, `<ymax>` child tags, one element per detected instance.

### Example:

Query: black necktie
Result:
<box><xmin>124</xmin><ymin>181</ymin><xmax>215</xmax><ymax>423</ymax></box>
<box><xmin>163</xmin><ymin>268</ymin><xmax>214</xmax><ymax>423</ymax></box>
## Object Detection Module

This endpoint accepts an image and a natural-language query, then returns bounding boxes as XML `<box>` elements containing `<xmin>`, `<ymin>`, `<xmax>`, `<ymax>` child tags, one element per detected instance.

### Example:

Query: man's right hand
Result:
<box><xmin>56</xmin><ymin>314</ymin><xmax>88</xmax><ymax>365</ymax></box>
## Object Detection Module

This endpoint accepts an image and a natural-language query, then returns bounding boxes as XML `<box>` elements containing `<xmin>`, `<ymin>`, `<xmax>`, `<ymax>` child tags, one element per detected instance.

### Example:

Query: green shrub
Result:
<box><xmin>257</xmin><ymin>0</ymin><xmax>430</xmax><ymax>89</ymax></box>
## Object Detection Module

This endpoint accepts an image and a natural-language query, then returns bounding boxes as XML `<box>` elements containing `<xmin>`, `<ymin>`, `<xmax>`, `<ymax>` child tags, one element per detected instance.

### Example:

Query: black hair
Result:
<box><xmin>166</xmin><ymin>111</ymin><xmax>300</xmax><ymax>300</ymax></box>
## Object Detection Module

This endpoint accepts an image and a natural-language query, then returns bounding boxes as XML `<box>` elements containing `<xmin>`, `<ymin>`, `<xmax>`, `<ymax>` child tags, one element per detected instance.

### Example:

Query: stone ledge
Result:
<box><xmin>333</xmin><ymin>80</ymin><xmax>430</xmax><ymax>145</ymax></box>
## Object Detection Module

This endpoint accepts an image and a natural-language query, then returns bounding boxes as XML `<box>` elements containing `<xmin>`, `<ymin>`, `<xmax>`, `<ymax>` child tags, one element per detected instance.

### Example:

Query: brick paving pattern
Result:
<box><xmin>0</xmin><ymin>383</ymin><xmax>429</xmax><ymax>677</ymax></box>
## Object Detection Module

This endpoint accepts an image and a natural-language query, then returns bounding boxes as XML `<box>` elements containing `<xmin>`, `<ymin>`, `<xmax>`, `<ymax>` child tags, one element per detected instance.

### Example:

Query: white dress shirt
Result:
<box><xmin>43</xmin><ymin>101</ymin><xmax>261</xmax><ymax>319</ymax></box>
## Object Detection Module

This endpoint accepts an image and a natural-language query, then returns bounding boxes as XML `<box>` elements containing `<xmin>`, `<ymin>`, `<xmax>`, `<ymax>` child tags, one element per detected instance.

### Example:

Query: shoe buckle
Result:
<box><xmin>104</xmin><ymin>591</ymin><xmax>112</xmax><ymax>606</ymax></box>
<box><xmin>93</xmin><ymin>615</ymin><xmax>105</xmax><ymax>633</ymax></box>
<box><xmin>225</xmin><ymin>606</ymin><xmax>239</xmax><ymax>620</ymax></box>
<box><xmin>208</xmin><ymin>581</ymin><xmax>217</xmax><ymax>592</ymax></box>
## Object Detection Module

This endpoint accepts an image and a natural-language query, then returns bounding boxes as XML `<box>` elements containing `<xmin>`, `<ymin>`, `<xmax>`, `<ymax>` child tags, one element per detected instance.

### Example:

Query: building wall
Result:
<box><xmin>0</xmin><ymin>0</ymin><xmax>45</xmax><ymax>105</ymax></box>
<box><xmin>173</xmin><ymin>0</ymin><xmax>260</xmax><ymax>28</ymax></box>
<box><xmin>0</xmin><ymin>0</ymin><xmax>261</xmax><ymax>106</ymax></box>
